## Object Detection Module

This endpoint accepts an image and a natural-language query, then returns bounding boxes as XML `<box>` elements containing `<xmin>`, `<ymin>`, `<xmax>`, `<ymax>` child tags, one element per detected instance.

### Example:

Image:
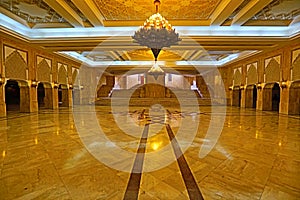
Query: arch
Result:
<box><xmin>5</xmin><ymin>51</ymin><xmax>27</xmax><ymax>80</ymax></box>
<box><xmin>37</xmin><ymin>59</ymin><xmax>51</xmax><ymax>82</ymax></box>
<box><xmin>245</xmin><ymin>85</ymin><xmax>257</xmax><ymax>108</ymax></box>
<box><xmin>233</xmin><ymin>69</ymin><xmax>242</xmax><ymax>86</ymax></box>
<box><xmin>265</xmin><ymin>58</ymin><xmax>280</xmax><ymax>83</ymax></box>
<box><xmin>288</xmin><ymin>81</ymin><xmax>300</xmax><ymax>115</ymax></box>
<box><xmin>291</xmin><ymin>54</ymin><xmax>300</xmax><ymax>81</ymax></box>
<box><xmin>58</xmin><ymin>65</ymin><xmax>68</xmax><ymax>84</ymax></box>
<box><xmin>262</xmin><ymin>83</ymin><xmax>280</xmax><ymax>111</ymax></box>
<box><xmin>247</xmin><ymin>64</ymin><xmax>258</xmax><ymax>85</ymax></box>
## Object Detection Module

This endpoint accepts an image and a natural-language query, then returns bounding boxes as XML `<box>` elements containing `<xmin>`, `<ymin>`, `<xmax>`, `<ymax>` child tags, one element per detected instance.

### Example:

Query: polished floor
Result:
<box><xmin>0</xmin><ymin>105</ymin><xmax>299</xmax><ymax>200</ymax></box>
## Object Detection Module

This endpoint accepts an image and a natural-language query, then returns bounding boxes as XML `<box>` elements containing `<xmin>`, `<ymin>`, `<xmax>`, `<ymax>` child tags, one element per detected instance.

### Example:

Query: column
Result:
<box><xmin>68</xmin><ymin>86</ymin><xmax>73</xmax><ymax>107</ymax></box>
<box><xmin>52</xmin><ymin>84</ymin><xmax>59</xmax><ymax>109</ymax></box>
<box><xmin>30</xmin><ymin>81</ymin><xmax>38</xmax><ymax>112</ymax></box>
<box><xmin>19</xmin><ymin>84</ymin><xmax>30</xmax><ymax>113</ymax></box>
<box><xmin>279</xmin><ymin>47</ymin><xmax>291</xmax><ymax>114</ymax></box>
<box><xmin>256</xmin><ymin>58</ymin><xmax>264</xmax><ymax>110</ymax></box>
<box><xmin>0</xmin><ymin>80</ymin><xmax>6</xmax><ymax>116</ymax></box>
<box><xmin>240</xmin><ymin>65</ymin><xmax>247</xmax><ymax>108</ymax></box>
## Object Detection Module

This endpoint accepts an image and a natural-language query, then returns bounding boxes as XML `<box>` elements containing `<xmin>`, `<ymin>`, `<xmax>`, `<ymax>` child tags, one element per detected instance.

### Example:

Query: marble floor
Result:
<box><xmin>0</xmin><ymin>105</ymin><xmax>299</xmax><ymax>200</ymax></box>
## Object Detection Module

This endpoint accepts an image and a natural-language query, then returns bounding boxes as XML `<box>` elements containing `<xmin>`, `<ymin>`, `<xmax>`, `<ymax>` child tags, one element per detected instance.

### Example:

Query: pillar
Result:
<box><xmin>30</xmin><ymin>82</ymin><xmax>38</xmax><ymax>112</ymax></box>
<box><xmin>68</xmin><ymin>86</ymin><xmax>73</xmax><ymax>107</ymax></box>
<box><xmin>19</xmin><ymin>85</ymin><xmax>30</xmax><ymax>113</ymax></box>
<box><xmin>0</xmin><ymin>80</ymin><xmax>6</xmax><ymax>116</ymax></box>
<box><xmin>256</xmin><ymin>58</ymin><xmax>264</xmax><ymax>111</ymax></box>
<box><xmin>279</xmin><ymin>47</ymin><xmax>291</xmax><ymax>114</ymax></box>
<box><xmin>53</xmin><ymin>84</ymin><xmax>59</xmax><ymax>109</ymax></box>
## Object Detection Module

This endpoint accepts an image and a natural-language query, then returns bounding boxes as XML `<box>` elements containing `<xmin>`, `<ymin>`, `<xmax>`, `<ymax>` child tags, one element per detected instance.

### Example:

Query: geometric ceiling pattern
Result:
<box><xmin>1</xmin><ymin>0</ymin><xmax>300</xmax><ymax>75</ymax></box>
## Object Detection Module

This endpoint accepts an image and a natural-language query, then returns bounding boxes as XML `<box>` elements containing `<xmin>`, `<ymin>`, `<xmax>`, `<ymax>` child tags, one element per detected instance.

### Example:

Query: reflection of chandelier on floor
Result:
<box><xmin>132</xmin><ymin>0</ymin><xmax>181</xmax><ymax>79</ymax></box>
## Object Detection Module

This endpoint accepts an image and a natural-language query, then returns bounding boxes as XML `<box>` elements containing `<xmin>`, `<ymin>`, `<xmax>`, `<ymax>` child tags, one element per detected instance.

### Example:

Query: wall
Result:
<box><xmin>222</xmin><ymin>36</ymin><xmax>300</xmax><ymax>114</ymax></box>
<box><xmin>0</xmin><ymin>31</ymin><xmax>81</xmax><ymax>116</ymax></box>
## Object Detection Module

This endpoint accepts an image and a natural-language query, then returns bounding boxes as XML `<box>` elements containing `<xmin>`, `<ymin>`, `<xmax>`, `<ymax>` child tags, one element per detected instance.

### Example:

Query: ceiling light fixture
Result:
<box><xmin>132</xmin><ymin>0</ymin><xmax>181</xmax><ymax>79</ymax></box>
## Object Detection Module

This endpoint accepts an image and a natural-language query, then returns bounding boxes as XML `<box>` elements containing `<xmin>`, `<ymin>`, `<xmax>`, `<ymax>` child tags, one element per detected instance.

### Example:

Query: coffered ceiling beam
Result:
<box><xmin>210</xmin><ymin>0</ymin><xmax>244</xmax><ymax>26</ymax></box>
<box><xmin>70</xmin><ymin>0</ymin><xmax>104</xmax><ymax>27</ymax></box>
<box><xmin>232</xmin><ymin>0</ymin><xmax>273</xmax><ymax>26</ymax></box>
<box><xmin>43</xmin><ymin>0</ymin><xmax>84</xmax><ymax>27</ymax></box>
<box><xmin>0</xmin><ymin>7</ymin><xmax>30</xmax><ymax>28</ymax></box>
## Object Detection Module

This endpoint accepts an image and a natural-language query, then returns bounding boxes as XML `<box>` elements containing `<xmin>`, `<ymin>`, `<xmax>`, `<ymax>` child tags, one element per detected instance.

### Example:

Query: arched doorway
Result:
<box><xmin>232</xmin><ymin>86</ymin><xmax>241</xmax><ymax>107</ymax></box>
<box><xmin>37</xmin><ymin>83</ymin><xmax>45</xmax><ymax>107</ymax></box>
<box><xmin>272</xmin><ymin>83</ymin><xmax>280</xmax><ymax>111</ymax></box>
<box><xmin>263</xmin><ymin>83</ymin><xmax>280</xmax><ymax>111</ymax></box>
<box><xmin>58</xmin><ymin>85</ymin><xmax>62</xmax><ymax>106</ymax></box>
<box><xmin>288</xmin><ymin>81</ymin><xmax>300</xmax><ymax>115</ymax></box>
<box><xmin>5</xmin><ymin>80</ymin><xmax>20</xmax><ymax>111</ymax></box>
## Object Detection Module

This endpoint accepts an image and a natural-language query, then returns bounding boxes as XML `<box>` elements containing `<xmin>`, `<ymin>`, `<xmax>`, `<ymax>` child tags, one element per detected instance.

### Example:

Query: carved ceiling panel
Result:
<box><xmin>92</xmin><ymin>0</ymin><xmax>221</xmax><ymax>20</ymax></box>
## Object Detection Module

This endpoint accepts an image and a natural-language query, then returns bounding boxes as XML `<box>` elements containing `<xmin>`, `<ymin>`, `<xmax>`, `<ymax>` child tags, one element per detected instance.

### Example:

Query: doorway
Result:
<box><xmin>37</xmin><ymin>83</ymin><xmax>45</xmax><ymax>107</ymax></box>
<box><xmin>263</xmin><ymin>83</ymin><xmax>280</xmax><ymax>111</ymax></box>
<box><xmin>272</xmin><ymin>83</ymin><xmax>280</xmax><ymax>111</ymax></box>
<box><xmin>5</xmin><ymin>80</ymin><xmax>20</xmax><ymax>111</ymax></box>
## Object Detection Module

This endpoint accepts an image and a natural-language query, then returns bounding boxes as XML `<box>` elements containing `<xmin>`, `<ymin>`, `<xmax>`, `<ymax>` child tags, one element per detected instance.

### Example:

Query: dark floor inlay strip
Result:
<box><xmin>166</xmin><ymin>124</ymin><xmax>204</xmax><ymax>200</ymax></box>
<box><xmin>123</xmin><ymin>123</ymin><xmax>149</xmax><ymax>200</ymax></box>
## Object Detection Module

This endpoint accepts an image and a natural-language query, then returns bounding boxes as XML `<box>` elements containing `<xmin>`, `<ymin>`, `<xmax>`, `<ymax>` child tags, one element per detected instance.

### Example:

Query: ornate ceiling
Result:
<box><xmin>0</xmin><ymin>0</ymin><xmax>300</xmax><ymax>74</ymax></box>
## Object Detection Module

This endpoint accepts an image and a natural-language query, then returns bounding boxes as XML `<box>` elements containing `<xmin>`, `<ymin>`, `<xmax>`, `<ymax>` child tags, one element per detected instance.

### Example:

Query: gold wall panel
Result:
<box><xmin>233</xmin><ymin>68</ymin><xmax>242</xmax><ymax>86</ymax></box>
<box><xmin>37</xmin><ymin>58</ymin><xmax>51</xmax><ymax>83</ymax></box>
<box><xmin>58</xmin><ymin>63</ymin><xmax>68</xmax><ymax>84</ymax></box>
<box><xmin>247</xmin><ymin>63</ymin><xmax>258</xmax><ymax>85</ymax></box>
<box><xmin>5</xmin><ymin>51</ymin><xmax>27</xmax><ymax>80</ymax></box>
<box><xmin>265</xmin><ymin>57</ymin><xmax>280</xmax><ymax>83</ymax></box>
<box><xmin>93</xmin><ymin>0</ymin><xmax>221</xmax><ymax>20</ymax></box>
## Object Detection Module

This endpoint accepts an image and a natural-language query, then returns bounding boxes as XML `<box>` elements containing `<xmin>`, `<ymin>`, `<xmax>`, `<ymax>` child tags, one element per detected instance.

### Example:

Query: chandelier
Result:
<box><xmin>132</xmin><ymin>0</ymin><xmax>181</xmax><ymax>79</ymax></box>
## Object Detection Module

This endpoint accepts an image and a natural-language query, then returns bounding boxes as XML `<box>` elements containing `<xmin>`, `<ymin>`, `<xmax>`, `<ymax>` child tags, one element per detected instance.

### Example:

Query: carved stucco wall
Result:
<box><xmin>4</xmin><ymin>49</ymin><xmax>27</xmax><ymax>80</ymax></box>
<box><xmin>291</xmin><ymin>49</ymin><xmax>300</xmax><ymax>81</ymax></box>
<box><xmin>265</xmin><ymin>56</ymin><xmax>280</xmax><ymax>83</ymax></box>
<box><xmin>246</xmin><ymin>63</ymin><xmax>258</xmax><ymax>85</ymax></box>
<box><xmin>58</xmin><ymin>63</ymin><xmax>68</xmax><ymax>84</ymax></box>
<box><xmin>72</xmin><ymin>68</ymin><xmax>79</xmax><ymax>86</ymax></box>
<box><xmin>37</xmin><ymin>56</ymin><xmax>51</xmax><ymax>82</ymax></box>
<box><xmin>233</xmin><ymin>67</ymin><xmax>242</xmax><ymax>86</ymax></box>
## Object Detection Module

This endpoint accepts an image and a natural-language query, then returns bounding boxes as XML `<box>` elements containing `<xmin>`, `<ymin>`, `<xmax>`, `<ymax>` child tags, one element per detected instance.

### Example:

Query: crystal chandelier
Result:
<box><xmin>132</xmin><ymin>0</ymin><xmax>181</xmax><ymax>79</ymax></box>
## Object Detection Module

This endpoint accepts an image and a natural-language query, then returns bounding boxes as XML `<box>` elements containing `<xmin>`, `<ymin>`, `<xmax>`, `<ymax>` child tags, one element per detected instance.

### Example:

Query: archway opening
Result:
<box><xmin>58</xmin><ymin>85</ymin><xmax>63</xmax><ymax>106</ymax></box>
<box><xmin>5</xmin><ymin>80</ymin><xmax>20</xmax><ymax>111</ymax></box>
<box><xmin>272</xmin><ymin>83</ymin><xmax>280</xmax><ymax>111</ymax></box>
<box><xmin>253</xmin><ymin>85</ymin><xmax>257</xmax><ymax>108</ymax></box>
<box><xmin>37</xmin><ymin>83</ymin><xmax>45</xmax><ymax>107</ymax></box>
